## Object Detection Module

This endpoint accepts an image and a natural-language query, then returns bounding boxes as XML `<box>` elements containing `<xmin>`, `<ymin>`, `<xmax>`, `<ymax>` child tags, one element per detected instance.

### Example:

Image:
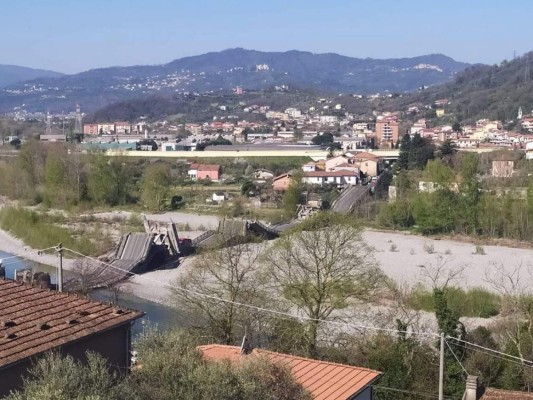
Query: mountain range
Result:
<box><xmin>0</xmin><ymin>65</ymin><xmax>63</xmax><ymax>89</ymax></box>
<box><xmin>0</xmin><ymin>48</ymin><xmax>470</xmax><ymax>113</ymax></box>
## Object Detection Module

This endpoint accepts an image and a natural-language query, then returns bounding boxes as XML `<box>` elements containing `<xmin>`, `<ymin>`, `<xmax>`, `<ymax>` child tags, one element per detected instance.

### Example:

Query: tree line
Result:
<box><xmin>0</xmin><ymin>141</ymin><xmax>177</xmax><ymax>212</ymax></box>
<box><xmin>379</xmin><ymin>142</ymin><xmax>533</xmax><ymax>241</ymax></box>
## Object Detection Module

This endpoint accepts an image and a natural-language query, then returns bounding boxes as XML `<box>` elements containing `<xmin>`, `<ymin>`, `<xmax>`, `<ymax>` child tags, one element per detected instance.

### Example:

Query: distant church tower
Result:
<box><xmin>74</xmin><ymin>104</ymin><xmax>82</xmax><ymax>134</ymax></box>
<box><xmin>518</xmin><ymin>106</ymin><xmax>523</xmax><ymax>120</ymax></box>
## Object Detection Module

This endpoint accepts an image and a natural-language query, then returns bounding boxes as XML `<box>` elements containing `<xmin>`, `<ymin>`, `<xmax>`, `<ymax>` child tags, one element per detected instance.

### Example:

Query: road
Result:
<box><xmin>332</xmin><ymin>186</ymin><xmax>370</xmax><ymax>213</ymax></box>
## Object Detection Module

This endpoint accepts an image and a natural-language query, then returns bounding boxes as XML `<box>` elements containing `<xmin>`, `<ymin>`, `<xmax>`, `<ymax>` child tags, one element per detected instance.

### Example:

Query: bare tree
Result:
<box><xmin>486</xmin><ymin>262</ymin><xmax>533</xmax><ymax>386</ymax></box>
<box><xmin>65</xmin><ymin>258</ymin><xmax>123</xmax><ymax>296</ymax></box>
<box><xmin>262</xmin><ymin>212</ymin><xmax>385</xmax><ymax>356</ymax></box>
<box><xmin>418</xmin><ymin>255</ymin><xmax>465</xmax><ymax>289</ymax></box>
<box><xmin>171</xmin><ymin>239</ymin><xmax>269</xmax><ymax>345</ymax></box>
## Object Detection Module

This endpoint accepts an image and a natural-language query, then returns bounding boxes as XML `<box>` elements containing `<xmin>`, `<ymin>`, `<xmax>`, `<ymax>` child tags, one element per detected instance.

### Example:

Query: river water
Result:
<box><xmin>0</xmin><ymin>251</ymin><xmax>185</xmax><ymax>335</ymax></box>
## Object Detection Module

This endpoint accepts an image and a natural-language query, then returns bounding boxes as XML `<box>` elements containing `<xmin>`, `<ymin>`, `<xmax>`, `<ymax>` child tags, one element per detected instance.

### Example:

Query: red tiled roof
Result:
<box><xmin>349</xmin><ymin>152</ymin><xmax>379</xmax><ymax>161</ymax></box>
<box><xmin>189</xmin><ymin>164</ymin><xmax>220</xmax><ymax>172</ymax></box>
<box><xmin>273</xmin><ymin>173</ymin><xmax>292</xmax><ymax>181</ymax></box>
<box><xmin>0</xmin><ymin>279</ymin><xmax>143</xmax><ymax>368</ymax></box>
<box><xmin>333</xmin><ymin>163</ymin><xmax>358</xmax><ymax>169</ymax></box>
<box><xmin>198</xmin><ymin>344</ymin><xmax>381</xmax><ymax>400</ymax></box>
<box><xmin>481</xmin><ymin>388</ymin><xmax>533</xmax><ymax>399</ymax></box>
<box><xmin>305</xmin><ymin>170</ymin><xmax>357</xmax><ymax>177</ymax></box>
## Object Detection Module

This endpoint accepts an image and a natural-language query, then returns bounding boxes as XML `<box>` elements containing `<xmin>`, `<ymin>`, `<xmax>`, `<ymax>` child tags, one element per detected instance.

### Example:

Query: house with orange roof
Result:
<box><xmin>0</xmin><ymin>278</ymin><xmax>143</xmax><ymax>397</ymax></box>
<box><xmin>197</xmin><ymin>344</ymin><xmax>381</xmax><ymax>400</ymax></box>
<box><xmin>188</xmin><ymin>163</ymin><xmax>222</xmax><ymax>181</ymax></box>
<box><xmin>272</xmin><ymin>173</ymin><xmax>293</xmax><ymax>191</ymax></box>
<box><xmin>348</xmin><ymin>152</ymin><xmax>380</xmax><ymax>177</ymax></box>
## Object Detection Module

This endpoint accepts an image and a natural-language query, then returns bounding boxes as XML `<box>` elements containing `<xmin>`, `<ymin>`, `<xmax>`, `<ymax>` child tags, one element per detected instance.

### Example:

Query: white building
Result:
<box><xmin>303</xmin><ymin>170</ymin><xmax>358</xmax><ymax>186</ymax></box>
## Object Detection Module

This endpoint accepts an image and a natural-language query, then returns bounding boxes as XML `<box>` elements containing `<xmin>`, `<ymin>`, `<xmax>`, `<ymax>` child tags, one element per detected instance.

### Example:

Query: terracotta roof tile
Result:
<box><xmin>481</xmin><ymin>388</ymin><xmax>533</xmax><ymax>399</ymax></box>
<box><xmin>197</xmin><ymin>344</ymin><xmax>381</xmax><ymax>400</ymax></box>
<box><xmin>0</xmin><ymin>279</ymin><xmax>143</xmax><ymax>368</ymax></box>
<box><xmin>189</xmin><ymin>164</ymin><xmax>220</xmax><ymax>171</ymax></box>
<box><xmin>350</xmin><ymin>152</ymin><xmax>380</xmax><ymax>161</ymax></box>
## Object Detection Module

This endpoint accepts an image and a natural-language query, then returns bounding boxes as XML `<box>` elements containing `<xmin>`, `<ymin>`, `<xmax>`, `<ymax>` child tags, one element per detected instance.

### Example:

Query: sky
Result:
<box><xmin>1</xmin><ymin>0</ymin><xmax>532</xmax><ymax>74</ymax></box>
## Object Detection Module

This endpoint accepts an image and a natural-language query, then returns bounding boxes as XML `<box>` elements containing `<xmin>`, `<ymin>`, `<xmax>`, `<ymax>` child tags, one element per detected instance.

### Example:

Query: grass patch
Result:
<box><xmin>474</xmin><ymin>245</ymin><xmax>486</xmax><ymax>255</ymax></box>
<box><xmin>423</xmin><ymin>243</ymin><xmax>435</xmax><ymax>254</ymax></box>
<box><xmin>0</xmin><ymin>207</ymin><xmax>103</xmax><ymax>256</ymax></box>
<box><xmin>407</xmin><ymin>285</ymin><xmax>500</xmax><ymax>318</ymax></box>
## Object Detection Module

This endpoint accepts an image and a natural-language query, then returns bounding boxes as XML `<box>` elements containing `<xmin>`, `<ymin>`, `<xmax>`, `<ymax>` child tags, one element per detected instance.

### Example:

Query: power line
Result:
<box><xmin>445</xmin><ymin>338</ymin><xmax>468</xmax><ymax>375</ymax></box>
<box><xmin>447</xmin><ymin>336</ymin><xmax>533</xmax><ymax>367</ymax></box>
<box><xmin>0</xmin><ymin>246</ymin><xmax>57</xmax><ymax>262</ymax></box>
<box><xmin>447</xmin><ymin>340</ymin><xmax>533</xmax><ymax>369</ymax></box>
<box><xmin>62</xmin><ymin>247</ymin><xmax>439</xmax><ymax>338</ymax></box>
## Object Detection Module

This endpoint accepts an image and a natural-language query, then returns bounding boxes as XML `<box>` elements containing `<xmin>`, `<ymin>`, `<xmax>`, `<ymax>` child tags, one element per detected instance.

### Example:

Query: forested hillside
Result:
<box><xmin>391</xmin><ymin>52</ymin><xmax>533</xmax><ymax>125</ymax></box>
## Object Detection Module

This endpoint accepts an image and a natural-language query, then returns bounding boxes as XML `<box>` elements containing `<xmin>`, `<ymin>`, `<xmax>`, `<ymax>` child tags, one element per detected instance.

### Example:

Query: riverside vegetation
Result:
<box><xmin>9</xmin><ymin>212</ymin><xmax>533</xmax><ymax>399</ymax></box>
<box><xmin>4</xmin><ymin>140</ymin><xmax>533</xmax><ymax>396</ymax></box>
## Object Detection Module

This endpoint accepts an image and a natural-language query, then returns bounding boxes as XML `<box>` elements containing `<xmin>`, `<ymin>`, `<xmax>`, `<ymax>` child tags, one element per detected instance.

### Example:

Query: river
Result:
<box><xmin>0</xmin><ymin>251</ymin><xmax>185</xmax><ymax>335</ymax></box>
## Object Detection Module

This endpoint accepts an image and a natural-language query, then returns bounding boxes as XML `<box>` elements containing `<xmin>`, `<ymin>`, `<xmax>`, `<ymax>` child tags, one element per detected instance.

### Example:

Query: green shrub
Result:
<box><xmin>0</xmin><ymin>207</ymin><xmax>101</xmax><ymax>256</ymax></box>
<box><xmin>474</xmin><ymin>245</ymin><xmax>486</xmax><ymax>255</ymax></box>
<box><xmin>407</xmin><ymin>285</ymin><xmax>500</xmax><ymax>318</ymax></box>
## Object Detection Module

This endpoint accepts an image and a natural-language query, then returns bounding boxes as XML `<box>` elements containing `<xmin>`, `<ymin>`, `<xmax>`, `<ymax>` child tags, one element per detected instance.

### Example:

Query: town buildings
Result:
<box><xmin>375</xmin><ymin>115</ymin><xmax>399</xmax><ymax>147</ymax></box>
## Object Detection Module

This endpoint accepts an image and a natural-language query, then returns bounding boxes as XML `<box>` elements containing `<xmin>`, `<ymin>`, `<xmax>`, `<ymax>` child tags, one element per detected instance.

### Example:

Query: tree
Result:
<box><xmin>172</xmin><ymin>240</ymin><xmax>268</xmax><ymax>345</ymax></box>
<box><xmin>87</xmin><ymin>154</ymin><xmax>114</xmax><ymax>205</ymax></box>
<box><xmin>424</xmin><ymin>159</ymin><xmax>455</xmax><ymax>188</ymax></box>
<box><xmin>409</xmin><ymin>133</ymin><xmax>434</xmax><ymax>169</ymax></box>
<box><xmin>6</xmin><ymin>351</ymin><xmax>122</xmax><ymax>400</ymax></box>
<box><xmin>282</xmin><ymin>171</ymin><xmax>304</xmax><ymax>219</ymax></box>
<box><xmin>88</xmin><ymin>154</ymin><xmax>133</xmax><ymax>206</ymax></box>
<box><xmin>398</xmin><ymin>134</ymin><xmax>411</xmax><ymax>170</ymax></box>
<box><xmin>9</xmin><ymin>331</ymin><xmax>312</xmax><ymax>400</ymax></box>
<box><xmin>452</xmin><ymin>122</ymin><xmax>462</xmax><ymax>133</ymax></box>
<box><xmin>440</xmin><ymin>139</ymin><xmax>457</xmax><ymax>158</ymax></box>
<box><xmin>311</xmin><ymin>132</ymin><xmax>335</xmax><ymax>146</ymax></box>
<box><xmin>420</xmin><ymin>258</ymin><xmax>467</xmax><ymax>397</ymax></box>
<box><xmin>140</xmin><ymin>163</ymin><xmax>171</xmax><ymax>211</ymax></box>
<box><xmin>459</xmin><ymin>153</ymin><xmax>481</xmax><ymax>234</ymax></box>
<box><xmin>263</xmin><ymin>212</ymin><xmax>385</xmax><ymax>356</ymax></box>
<box><xmin>353</xmin><ymin>333</ymin><xmax>439</xmax><ymax>400</ymax></box>
<box><xmin>126</xmin><ymin>329</ymin><xmax>312</xmax><ymax>400</ymax></box>
<box><xmin>241</xmin><ymin>179</ymin><xmax>256</xmax><ymax>196</ymax></box>
<box><xmin>43</xmin><ymin>147</ymin><xmax>67</xmax><ymax>206</ymax></box>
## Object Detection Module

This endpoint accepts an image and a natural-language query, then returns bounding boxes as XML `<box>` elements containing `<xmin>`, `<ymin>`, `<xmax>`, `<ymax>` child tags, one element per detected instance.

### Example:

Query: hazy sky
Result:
<box><xmin>1</xmin><ymin>0</ymin><xmax>532</xmax><ymax>74</ymax></box>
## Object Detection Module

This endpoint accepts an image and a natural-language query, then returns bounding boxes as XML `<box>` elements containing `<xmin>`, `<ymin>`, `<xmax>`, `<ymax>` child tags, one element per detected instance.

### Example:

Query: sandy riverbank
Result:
<box><xmin>364</xmin><ymin>230</ymin><xmax>533</xmax><ymax>291</ymax></box>
<box><xmin>0</xmin><ymin>228</ymin><xmax>76</xmax><ymax>270</ymax></box>
<box><xmin>125</xmin><ymin>228</ymin><xmax>533</xmax><ymax>306</ymax></box>
<box><xmin>4</xmin><ymin>204</ymin><xmax>533</xmax><ymax>311</ymax></box>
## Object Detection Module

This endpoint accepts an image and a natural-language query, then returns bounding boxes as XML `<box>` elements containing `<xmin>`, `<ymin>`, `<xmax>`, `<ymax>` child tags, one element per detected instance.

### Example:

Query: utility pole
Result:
<box><xmin>56</xmin><ymin>243</ymin><xmax>63</xmax><ymax>292</ymax></box>
<box><xmin>439</xmin><ymin>333</ymin><xmax>445</xmax><ymax>400</ymax></box>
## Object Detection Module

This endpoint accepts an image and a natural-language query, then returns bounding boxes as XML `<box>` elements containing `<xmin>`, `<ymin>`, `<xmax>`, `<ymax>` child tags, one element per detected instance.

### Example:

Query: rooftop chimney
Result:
<box><xmin>465</xmin><ymin>375</ymin><xmax>481</xmax><ymax>400</ymax></box>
